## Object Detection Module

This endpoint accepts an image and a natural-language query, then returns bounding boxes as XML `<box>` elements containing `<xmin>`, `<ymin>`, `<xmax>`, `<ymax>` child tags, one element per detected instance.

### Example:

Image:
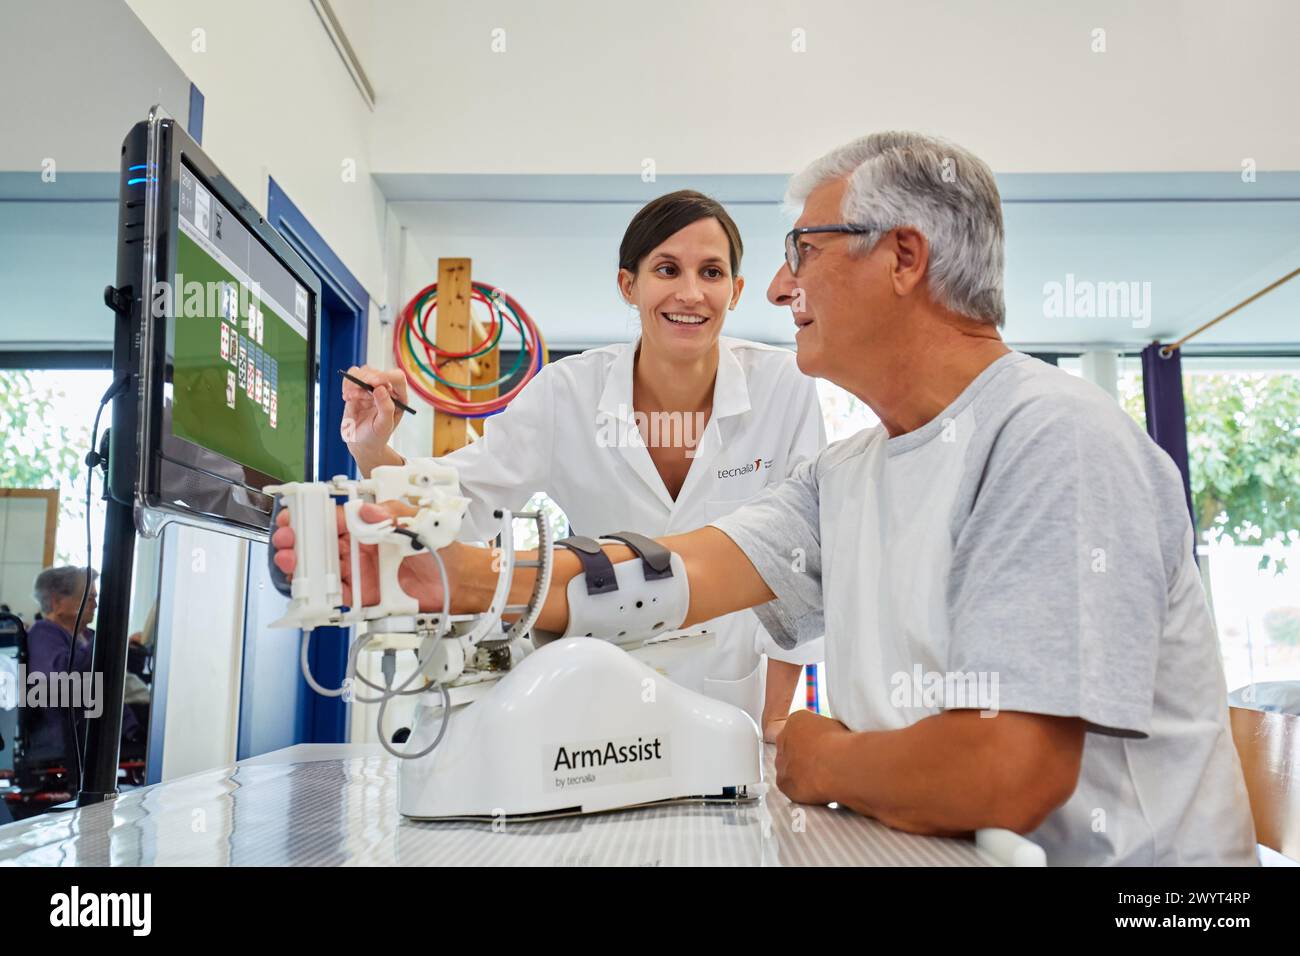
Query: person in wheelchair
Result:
<box><xmin>26</xmin><ymin>566</ymin><xmax>148</xmax><ymax>772</ymax></box>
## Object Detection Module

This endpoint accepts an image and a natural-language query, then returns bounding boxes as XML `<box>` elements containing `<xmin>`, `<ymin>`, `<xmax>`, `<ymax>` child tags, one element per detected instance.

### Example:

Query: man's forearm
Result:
<box><xmin>816</xmin><ymin>711</ymin><xmax>1083</xmax><ymax>836</ymax></box>
<box><xmin>450</xmin><ymin>526</ymin><xmax>776</xmax><ymax>634</ymax></box>
<box><xmin>350</xmin><ymin>443</ymin><xmax>405</xmax><ymax>478</ymax></box>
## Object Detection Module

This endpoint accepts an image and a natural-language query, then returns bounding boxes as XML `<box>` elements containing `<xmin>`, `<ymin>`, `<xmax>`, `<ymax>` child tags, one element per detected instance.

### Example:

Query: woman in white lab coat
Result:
<box><xmin>342</xmin><ymin>190</ymin><xmax>825</xmax><ymax>740</ymax></box>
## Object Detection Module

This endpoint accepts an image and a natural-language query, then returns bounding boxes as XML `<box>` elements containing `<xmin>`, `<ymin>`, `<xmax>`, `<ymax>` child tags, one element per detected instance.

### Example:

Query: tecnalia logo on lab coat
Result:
<box><xmin>717</xmin><ymin>458</ymin><xmax>773</xmax><ymax>480</ymax></box>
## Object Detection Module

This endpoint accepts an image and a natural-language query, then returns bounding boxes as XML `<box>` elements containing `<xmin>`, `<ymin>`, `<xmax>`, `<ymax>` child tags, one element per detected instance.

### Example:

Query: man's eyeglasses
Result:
<box><xmin>784</xmin><ymin>224</ymin><xmax>878</xmax><ymax>276</ymax></box>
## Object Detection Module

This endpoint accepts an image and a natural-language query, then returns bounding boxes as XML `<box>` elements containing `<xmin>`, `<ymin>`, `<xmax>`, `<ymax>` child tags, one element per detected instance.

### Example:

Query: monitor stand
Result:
<box><xmin>77</xmin><ymin>470</ymin><xmax>136</xmax><ymax>806</ymax></box>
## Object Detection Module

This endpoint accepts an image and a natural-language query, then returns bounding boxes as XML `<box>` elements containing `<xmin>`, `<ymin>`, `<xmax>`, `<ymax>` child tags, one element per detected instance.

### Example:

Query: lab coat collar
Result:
<box><xmin>597</xmin><ymin>337</ymin><xmax>752</xmax><ymax>421</ymax></box>
<box><xmin>712</xmin><ymin>337</ymin><xmax>753</xmax><ymax>420</ymax></box>
<box><xmin>596</xmin><ymin>337</ymin><xmax>753</xmax><ymax>512</ymax></box>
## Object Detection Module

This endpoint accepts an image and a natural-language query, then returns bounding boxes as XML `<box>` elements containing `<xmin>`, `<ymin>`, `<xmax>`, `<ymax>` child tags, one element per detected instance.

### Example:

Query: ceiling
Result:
<box><xmin>3</xmin><ymin>168</ymin><xmax>1296</xmax><ymax>355</ymax></box>
<box><xmin>386</xmin><ymin>171</ymin><xmax>1300</xmax><ymax>352</ymax></box>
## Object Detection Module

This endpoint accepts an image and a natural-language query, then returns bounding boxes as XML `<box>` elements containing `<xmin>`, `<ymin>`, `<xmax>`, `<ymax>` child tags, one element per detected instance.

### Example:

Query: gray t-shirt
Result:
<box><xmin>711</xmin><ymin>351</ymin><xmax>1257</xmax><ymax>865</ymax></box>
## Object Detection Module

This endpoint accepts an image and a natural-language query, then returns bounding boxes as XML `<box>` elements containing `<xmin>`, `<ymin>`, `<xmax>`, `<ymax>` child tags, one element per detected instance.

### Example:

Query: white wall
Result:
<box><xmin>384</xmin><ymin>212</ymin><xmax>441</xmax><ymax>463</ymax></box>
<box><xmin>2</xmin><ymin>0</ymin><xmax>390</xmax><ymax>342</ymax></box>
<box><xmin>125</xmin><ymin>0</ymin><xmax>388</xmax><ymax>301</ymax></box>
<box><xmin>0</xmin><ymin>202</ymin><xmax>120</xmax><ymax>349</ymax></box>
<box><xmin>362</xmin><ymin>0</ymin><xmax>1300</xmax><ymax>176</ymax></box>
<box><xmin>0</xmin><ymin>0</ymin><xmax>193</xmax><ymax>350</ymax></box>
<box><xmin>0</xmin><ymin>0</ymin><xmax>192</xmax><ymax>175</ymax></box>
<box><xmin>157</xmin><ymin>524</ymin><xmax>247</xmax><ymax>780</ymax></box>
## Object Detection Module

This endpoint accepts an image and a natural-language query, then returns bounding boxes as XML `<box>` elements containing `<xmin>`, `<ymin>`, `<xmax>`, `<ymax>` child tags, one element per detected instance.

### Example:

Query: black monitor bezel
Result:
<box><xmin>137</xmin><ymin>119</ymin><xmax>319</xmax><ymax>533</ymax></box>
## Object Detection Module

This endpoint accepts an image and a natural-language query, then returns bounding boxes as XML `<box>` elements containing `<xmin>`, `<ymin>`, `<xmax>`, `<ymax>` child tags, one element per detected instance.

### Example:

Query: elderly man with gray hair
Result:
<box><xmin>274</xmin><ymin>131</ymin><xmax>1257</xmax><ymax>865</ymax></box>
<box><xmin>730</xmin><ymin>131</ymin><xmax>1257</xmax><ymax>864</ymax></box>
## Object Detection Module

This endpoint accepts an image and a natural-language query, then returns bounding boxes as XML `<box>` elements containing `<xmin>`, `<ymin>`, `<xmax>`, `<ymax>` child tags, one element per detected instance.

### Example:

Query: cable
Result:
<box><xmin>379</xmin><ymin>681</ymin><xmax>450</xmax><ymax>761</ymax></box>
<box><xmin>403</xmin><ymin>314</ymin><xmax>542</xmax><ymax>415</ymax></box>
<box><xmin>291</xmin><ymin>502</ymin><xmax>547</xmax><ymax>764</ymax></box>
<box><xmin>409</xmin><ymin>286</ymin><xmax>504</xmax><ymax>361</ymax></box>
<box><xmin>399</xmin><ymin>288</ymin><xmax>534</xmax><ymax>399</ymax></box>
<box><xmin>393</xmin><ymin>281</ymin><xmax>548</xmax><ymax>417</ymax></box>
<box><xmin>71</xmin><ymin>374</ymin><xmax>128</xmax><ymax>787</ymax></box>
<box><xmin>417</xmin><ymin>297</ymin><xmax>528</xmax><ymax>391</ymax></box>
<box><xmin>369</xmin><ymin>545</ymin><xmax>453</xmax><ymax>760</ymax></box>
<box><xmin>295</xmin><ymin>519</ymin><xmax>455</xmax><ymax>760</ymax></box>
<box><xmin>298</xmin><ymin>629</ymin><xmax>353</xmax><ymax>698</ymax></box>
<box><xmin>67</xmin><ymin>474</ymin><xmax>93</xmax><ymax>785</ymax></box>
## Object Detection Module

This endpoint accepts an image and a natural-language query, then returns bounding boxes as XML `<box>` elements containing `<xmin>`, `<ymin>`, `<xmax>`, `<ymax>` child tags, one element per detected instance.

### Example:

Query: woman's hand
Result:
<box><xmin>761</xmin><ymin>658</ymin><xmax>804</xmax><ymax>744</ymax></box>
<box><xmin>763</xmin><ymin>716</ymin><xmax>788</xmax><ymax>745</ymax></box>
<box><xmin>340</xmin><ymin>365</ymin><xmax>410</xmax><ymax>455</ymax></box>
<box><xmin>272</xmin><ymin>499</ymin><xmax>469</xmax><ymax>613</ymax></box>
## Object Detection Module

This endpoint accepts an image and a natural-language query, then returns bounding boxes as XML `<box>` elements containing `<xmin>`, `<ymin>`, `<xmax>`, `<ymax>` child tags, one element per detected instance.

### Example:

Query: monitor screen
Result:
<box><xmin>111</xmin><ymin>116</ymin><xmax>318</xmax><ymax>535</ymax></box>
<box><xmin>170</xmin><ymin>161</ymin><xmax>311</xmax><ymax>484</ymax></box>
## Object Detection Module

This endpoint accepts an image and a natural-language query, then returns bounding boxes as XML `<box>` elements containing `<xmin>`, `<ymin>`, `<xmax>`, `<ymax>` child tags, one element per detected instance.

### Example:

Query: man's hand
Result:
<box><xmin>341</xmin><ymin>364</ymin><xmax>409</xmax><ymax>453</ymax></box>
<box><xmin>774</xmin><ymin>709</ymin><xmax>851</xmax><ymax>805</ymax></box>
<box><xmin>776</xmin><ymin>710</ymin><xmax>1085</xmax><ymax>835</ymax></box>
<box><xmin>271</xmin><ymin>499</ymin><xmax>454</xmax><ymax>613</ymax></box>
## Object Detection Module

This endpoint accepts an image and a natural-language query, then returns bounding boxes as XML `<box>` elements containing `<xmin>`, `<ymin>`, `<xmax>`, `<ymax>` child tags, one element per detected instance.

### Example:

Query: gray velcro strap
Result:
<box><xmin>556</xmin><ymin>535</ymin><xmax>618</xmax><ymax>595</ymax></box>
<box><xmin>601</xmin><ymin>531</ymin><xmax>674</xmax><ymax>580</ymax></box>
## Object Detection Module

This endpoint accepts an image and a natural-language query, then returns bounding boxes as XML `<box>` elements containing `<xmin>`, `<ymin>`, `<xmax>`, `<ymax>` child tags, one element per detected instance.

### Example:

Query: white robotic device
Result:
<box><xmin>266</xmin><ymin>460</ymin><xmax>763</xmax><ymax>821</ymax></box>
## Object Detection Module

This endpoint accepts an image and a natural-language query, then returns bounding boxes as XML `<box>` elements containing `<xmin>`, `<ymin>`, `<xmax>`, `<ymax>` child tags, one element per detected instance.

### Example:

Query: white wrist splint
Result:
<box><xmin>265</xmin><ymin>458</ymin><xmax>556</xmax><ymax>763</ymax></box>
<box><xmin>267</xmin><ymin>459</ymin><xmax>469</xmax><ymax>630</ymax></box>
<box><xmin>533</xmin><ymin>532</ymin><xmax>689</xmax><ymax>647</ymax></box>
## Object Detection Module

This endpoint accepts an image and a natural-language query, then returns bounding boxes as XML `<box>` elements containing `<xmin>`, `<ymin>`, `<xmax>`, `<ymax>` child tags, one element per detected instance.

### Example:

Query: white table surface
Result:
<box><xmin>0</xmin><ymin>743</ymin><xmax>991</xmax><ymax>866</ymax></box>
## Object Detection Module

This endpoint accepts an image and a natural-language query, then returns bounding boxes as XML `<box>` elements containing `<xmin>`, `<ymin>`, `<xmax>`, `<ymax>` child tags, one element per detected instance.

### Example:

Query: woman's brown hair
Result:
<box><xmin>618</xmin><ymin>190</ymin><xmax>743</xmax><ymax>276</ymax></box>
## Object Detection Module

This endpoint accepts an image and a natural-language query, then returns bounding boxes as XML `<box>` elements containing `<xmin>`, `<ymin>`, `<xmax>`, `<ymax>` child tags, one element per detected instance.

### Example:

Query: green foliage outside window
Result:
<box><xmin>0</xmin><ymin>370</ymin><xmax>89</xmax><ymax>563</ymax></box>
<box><xmin>1121</xmin><ymin>371</ymin><xmax>1300</xmax><ymax>576</ymax></box>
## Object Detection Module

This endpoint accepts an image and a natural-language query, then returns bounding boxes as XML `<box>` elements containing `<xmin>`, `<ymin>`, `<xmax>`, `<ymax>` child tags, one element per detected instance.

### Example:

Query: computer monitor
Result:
<box><xmin>110</xmin><ymin>112</ymin><xmax>319</xmax><ymax>535</ymax></box>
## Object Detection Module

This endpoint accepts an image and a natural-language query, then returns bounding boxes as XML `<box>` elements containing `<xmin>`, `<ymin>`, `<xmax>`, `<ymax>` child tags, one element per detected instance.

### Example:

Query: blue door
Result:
<box><xmin>236</xmin><ymin>179</ymin><xmax>369</xmax><ymax>756</ymax></box>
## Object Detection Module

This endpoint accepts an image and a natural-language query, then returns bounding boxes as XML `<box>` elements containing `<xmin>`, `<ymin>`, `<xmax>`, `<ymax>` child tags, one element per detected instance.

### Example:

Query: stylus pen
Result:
<box><xmin>339</xmin><ymin>369</ymin><xmax>417</xmax><ymax>416</ymax></box>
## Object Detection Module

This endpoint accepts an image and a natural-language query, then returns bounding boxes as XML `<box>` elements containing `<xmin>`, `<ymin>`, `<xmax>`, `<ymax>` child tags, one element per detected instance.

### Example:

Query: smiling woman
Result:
<box><xmin>339</xmin><ymin>188</ymin><xmax>828</xmax><ymax>737</ymax></box>
<box><xmin>617</xmin><ymin>193</ymin><xmax>742</xmax><ymax>362</ymax></box>
<box><xmin>617</xmin><ymin>190</ymin><xmax>744</xmax><ymax>347</ymax></box>
<box><xmin>616</xmin><ymin>192</ymin><xmax>747</xmax><ymax>497</ymax></box>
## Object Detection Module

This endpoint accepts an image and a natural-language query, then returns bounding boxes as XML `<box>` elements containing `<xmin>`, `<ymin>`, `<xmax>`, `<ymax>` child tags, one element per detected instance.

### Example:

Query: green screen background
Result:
<box><xmin>171</xmin><ymin>231</ymin><xmax>310</xmax><ymax>482</ymax></box>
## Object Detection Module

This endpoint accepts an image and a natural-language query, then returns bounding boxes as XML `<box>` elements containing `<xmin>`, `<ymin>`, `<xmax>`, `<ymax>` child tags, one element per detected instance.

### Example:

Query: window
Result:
<box><xmin>514</xmin><ymin>490</ymin><xmax>569</xmax><ymax>550</ymax></box>
<box><xmin>1181</xmin><ymin>357</ymin><xmax>1300</xmax><ymax>695</ymax></box>
<box><xmin>0</xmin><ymin>368</ymin><xmax>111</xmax><ymax>567</ymax></box>
<box><xmin>816</xmin><ymin>377</ymin><xmax>880</xmax><ymax>442</ymax></box>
